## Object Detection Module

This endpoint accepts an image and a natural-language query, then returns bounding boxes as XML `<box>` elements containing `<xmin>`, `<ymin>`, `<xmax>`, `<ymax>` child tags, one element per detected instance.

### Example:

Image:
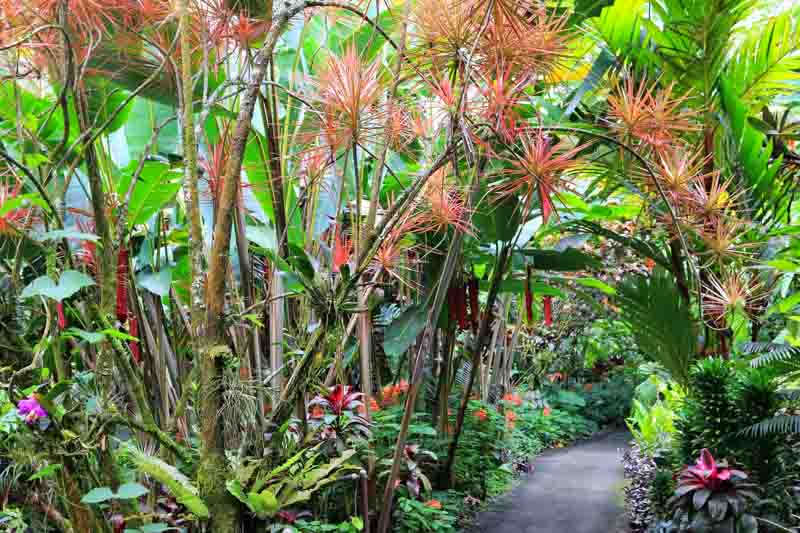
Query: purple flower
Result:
<box><xmin>17</xmin><ymin>395</ymin><xmax>48</xmax><ymax>425</ymax></box>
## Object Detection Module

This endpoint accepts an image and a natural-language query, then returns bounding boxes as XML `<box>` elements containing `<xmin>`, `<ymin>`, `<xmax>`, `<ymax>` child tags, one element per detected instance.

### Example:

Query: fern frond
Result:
<box><xmin>745</xmin><ymin>415</ymin><xmax>800</xmax><ymax>437</ymax></box>
<box><xmin>126</xmin><ymin>446</ymin><xmax>210</xmax><ymax>518</ymax></box>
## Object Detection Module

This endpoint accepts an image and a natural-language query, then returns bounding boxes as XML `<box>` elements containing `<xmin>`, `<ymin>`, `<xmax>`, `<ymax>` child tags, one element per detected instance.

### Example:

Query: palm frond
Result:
<box><xmin>564</xmin><ymin>220</ymin><xmax>672</xmax><ymax>269</ymax></box>
<box><xmin>615</xmin><ymin>269</ymin><xmax>696</xmax><ymax>385</ymax></box>
<box><xmin>740</xmin><ymin>341</ymin><xmax>800</xmax><ymax>367</ymax></box>
<box><xmin>727</xmin><ymin>9</ymin><xmax>800</xmax><ymax>106</ymax></box>
<box><xmin>719</xmin><ymin>75</ymin><xmax>789</xmax><ymax>226</ymax></box>
<box><xmin>745</xmin><ymin>415</ymin><xmax>800</xmax><ymax>437</ymax></box>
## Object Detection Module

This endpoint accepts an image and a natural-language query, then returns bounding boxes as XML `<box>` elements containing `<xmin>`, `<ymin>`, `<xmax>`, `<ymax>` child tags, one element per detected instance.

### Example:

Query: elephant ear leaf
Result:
<box><xmin>21</xmin><ymin>270</ymin><xmax>95</xmax><ymax>302</ymax></box>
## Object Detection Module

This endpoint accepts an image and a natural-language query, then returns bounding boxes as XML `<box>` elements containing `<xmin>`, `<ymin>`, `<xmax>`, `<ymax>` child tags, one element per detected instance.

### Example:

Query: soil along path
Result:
<box><xmin>473</xmin><ymin>431</ymin><xmax>630</xmax><ymax>533</ymax></box>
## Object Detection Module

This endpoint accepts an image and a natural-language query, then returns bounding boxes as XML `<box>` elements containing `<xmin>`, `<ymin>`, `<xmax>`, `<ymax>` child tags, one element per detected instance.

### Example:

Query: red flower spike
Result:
<box><xmin>468</xmin><ymin>276</ymin><xmax>479</xmax><ymax>333</ymax></box>
<box><xmin>332</xmin><ymin>229</ymin><xmax>353</xmax><ymax>274</ymax></box>
<box><xmin>524</xmin><ymin>266</ymin><xmax>534</xmax><ymax>325</ymax></box>
<box><xmin>457</xmin><ymin>282</ymin><xmax>469</xmax><ymax>330</ymax></box>
<box><xmin>309</xmin><ymin>385</ymin><xmax>364</xmax><ymax>416</ymax></box>
<box><xmin>543</xmin><ymin>295</ymin><xmax>553</xmax><ymax>326</ymax></box>
<box><xmin>56</xmin><ymin>302</ymin><xmax>67</xmax><ymax>330</ymax></box>
<box><xmin>129</xmin><ymin>317</ymin><xmax>141</xmax><ymax>364</ymax></box>
<box><xmin>447</xmin><ymin>285</ymin><xmax>459</xmax><ymax>326</ymax></box>
<box><xmin>116</xmin><ymin>247</ymin><xmax>129</xmax><ymax>322</ymax></box>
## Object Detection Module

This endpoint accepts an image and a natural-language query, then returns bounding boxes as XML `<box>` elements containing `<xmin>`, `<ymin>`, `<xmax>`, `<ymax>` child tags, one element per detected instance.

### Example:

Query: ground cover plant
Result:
<box><xmin>0</xmin><ymin>0</ymin><xmax>799</xmax><ymax>531</ymax></box>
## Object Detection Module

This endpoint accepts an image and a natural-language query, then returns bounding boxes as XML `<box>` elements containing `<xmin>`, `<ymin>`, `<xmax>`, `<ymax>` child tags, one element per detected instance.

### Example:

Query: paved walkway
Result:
<box><xmin>472</xmin><ymin>431</ymin><xmax>630</xmax><ymax>533</ymax></box>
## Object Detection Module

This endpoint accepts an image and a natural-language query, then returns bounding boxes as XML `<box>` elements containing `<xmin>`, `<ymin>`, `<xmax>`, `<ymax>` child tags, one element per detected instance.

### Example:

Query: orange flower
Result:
<box><xmin>310</xmin><ymin>406</ymin><xmax>325</xmax><ymax>419</ymax></box>
<box><xmin>425</xmin><ymin>499</ymin><xmax>443</xmax><ymax>510</ymax></box>
<box><xmin>502</xmin><ymin>393</ymin><xmax>523</xmax><ymax>406</ymax></box>
<box><xmin>542</xmin><ymin>406</ymin><xmax>552</xmax><ymax>417</ymax></box>
<box><xmin>505</xmin><ymin>410</ymin><xmax>517</xmax><ymax>422</ymax></box>
<box><xmin>358</xmin><ymin>398</ymin><xmax>381</xmax><ymax>415</ymax></box>
<box><xmin>474</xmin><ymin>409</ymin><xmax>488</xmax><ymax>421</ymax></box>
<box><xmin>644</xmin><ymin>257</ymin><xmax>656</xmax><ymax>271</ymax></box>
<box><xmin>396</xmin><ymin>379</ymin><xmax>410</xmax><ymax>393</ymax></box>
<box><xmin>583</xmin><ymin>383</ymin><xmax>594</xmax><ymax>392</ymax></box>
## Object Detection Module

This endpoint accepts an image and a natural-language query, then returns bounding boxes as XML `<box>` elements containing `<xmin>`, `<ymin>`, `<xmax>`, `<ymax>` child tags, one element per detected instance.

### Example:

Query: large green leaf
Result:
<box><xmin>383</xmin><ymin>305</ymin><xmax>427</xmax><ymax>358</ymax></box>
<box><xmin>117</xmin><ymin>161</ymin><xmax>182</xmax><ymax>227</ymax></box>
<box><xmin>21</xmin><ymin>270</ymin><xmax>95</xmax><ymax>302</ymax></box>
<box><xmin>517</xmin><ymin>248</ymin><xmax>601</xmax><ymax>271</ymax></box>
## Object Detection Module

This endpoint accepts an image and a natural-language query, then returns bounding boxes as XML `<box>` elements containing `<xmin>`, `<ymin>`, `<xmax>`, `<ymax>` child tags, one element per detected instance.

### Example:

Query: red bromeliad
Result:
<box><xmin>671</xmin><ymin>449</ymin><xmax>758</xmax><ymax>528</ymax></box>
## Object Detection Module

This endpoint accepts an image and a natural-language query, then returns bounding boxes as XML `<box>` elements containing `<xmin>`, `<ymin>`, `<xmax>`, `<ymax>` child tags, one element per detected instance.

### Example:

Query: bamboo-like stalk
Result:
<box><xmin>441</xmin><ymin>243</ymin><xmax>512</xmax><ymax>487</ymax></box>
<box><xmin>376</xmin><ymin>230</ymin><xmax>465</xmax><ymax>533</ymax></box>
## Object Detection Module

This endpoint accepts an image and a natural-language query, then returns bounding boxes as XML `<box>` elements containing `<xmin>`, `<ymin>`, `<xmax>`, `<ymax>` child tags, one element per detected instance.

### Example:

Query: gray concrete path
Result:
<box><xmin>472</xmin><ymin>431</ymin><xmax>630</xmax><ymax>533</ymax></box>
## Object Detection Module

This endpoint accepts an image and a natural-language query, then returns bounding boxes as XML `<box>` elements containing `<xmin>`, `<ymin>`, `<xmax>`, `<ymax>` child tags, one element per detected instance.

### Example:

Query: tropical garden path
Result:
<box><xmin>472</xmin><ymin>430</ymin><xmax>630</xmax><ymax>533</ymax></box>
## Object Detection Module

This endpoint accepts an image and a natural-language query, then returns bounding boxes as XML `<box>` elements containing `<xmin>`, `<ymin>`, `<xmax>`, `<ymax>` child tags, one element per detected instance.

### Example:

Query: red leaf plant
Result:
<box><xmin>669</xmin><ymin>449</ymin><xmax>758</xmax><ymax>530</ymax></box>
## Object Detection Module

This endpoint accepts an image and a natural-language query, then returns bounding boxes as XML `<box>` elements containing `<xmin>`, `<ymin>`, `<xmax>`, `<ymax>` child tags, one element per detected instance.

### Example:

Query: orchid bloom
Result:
<box><xmin>17</xmin><ymin>395</ymin><xmax>48</xmax><ymax>425</ymax></box>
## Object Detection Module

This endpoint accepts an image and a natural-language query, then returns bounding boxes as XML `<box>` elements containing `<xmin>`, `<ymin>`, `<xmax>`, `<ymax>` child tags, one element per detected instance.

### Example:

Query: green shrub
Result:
<box><xmin>394</xmin><ymin>497</ymin><xmax>457</xmax><ymax>533</ymax></box>
<box><xmin>626</xmin><ymin>399</ymin><xmax>676</xmax><ymax>457</ymax></box>
<box><xmin>649</xmin><ymin>468</ymin><xmax>675</xmax><ymax>520</ymax></box>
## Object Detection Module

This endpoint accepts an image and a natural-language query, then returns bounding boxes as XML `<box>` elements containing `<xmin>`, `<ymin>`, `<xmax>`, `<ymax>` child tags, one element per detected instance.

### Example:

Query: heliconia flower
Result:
<box><xmin>332</xmin><ymin>229</ymin><xmax>353</xmax><ymax>273</ymax></box>
<box><xmin>116</xmin><ymin>246</ymin><xmax>130</xmax><ymax>323</ymax></box>
<box><xmin>474</xmin><ymin>408</ymin><xmax>488</xmax><ymax>421</ymax></box>
<box><xmin>542</xmin><ymin>406</ymin><xmax>552</xmax><ymax>417</ymax></box>
<box><xmin>644</xmin><ymin>258</ymin><xmax>656</xmax><ymax>271</ymax></box>
<box><xmin>493</xmin><ymin>129</ymin><xmax>587</xmax><ymax>223</ymax></box>
<box><xmin>17</xmin><ymin>395</ymin><xmax>48</xmax><ymax>425</ymax></box>
<box><xmin>525</xmin><ymin>266</ymin><xmax>534</xmax><ymax>325</ymax></box>
<box><xmin>310</xmin><ymin>405</ymin><xmax>325</xmax><ymax>419</ymax></box>
<box><xmin>543</xmin><ymin>295</ymin><xmax>553</xmax><ymax>326</ymax></box>
<box><xmin>468</xmin><ymin>276</ymin><xmax>480</xmax><ymax>333</ymax></box>
<box><xmin>129</xmin><ymin>317</ymin><xmax>141</xmax><ymax>363</ymax></box>
<box><xmin>424</xmin><ymin>499</ymin><xmax>443</xmax><ymax>510</ymax></box>
<box><xmin>56</xmin><ymin>302</ymin><xmax>67</xmax><ymax>330</ymax></box>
